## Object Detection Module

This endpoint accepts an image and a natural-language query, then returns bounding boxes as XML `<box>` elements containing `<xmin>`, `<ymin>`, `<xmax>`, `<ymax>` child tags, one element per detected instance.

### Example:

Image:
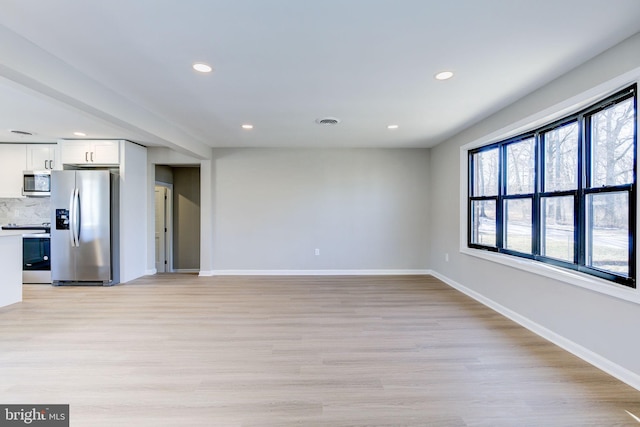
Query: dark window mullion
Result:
<box><xmin>577</xmin><ymin>112</ymin><xmax>587</xmax><ymax>267</ymax></box>
<box><xmin>630</xmin><ymin>92</ymin><xmax>638</xmax><ymax>285</ymax></box>
<box><xmin>497</xmin><ymin>144</ymin><xmax>505</xmax><ymax>249</ymax></box>
<box><xmin>533</xmin><ymin>132</ymin><xmax>542</xmax><ymax>256</ymax></box>
<box><xmin>629</xmin><ymin>185</ymin><xmax>636</xmax><ymax>285</ymax></box>
<box><xmin>539</xmin><ymin>190</ymin><xmax>576</xmax><ymax>198</ymax></box>
<box><xmin>572</xmin><ymin>192</ymin><xmax>579</xmax><ymax>264</ymax></box>
<box><xmin>584</xmin><ymin>184</ymin><xmax>634</xmax><ymax>195</ymax></box>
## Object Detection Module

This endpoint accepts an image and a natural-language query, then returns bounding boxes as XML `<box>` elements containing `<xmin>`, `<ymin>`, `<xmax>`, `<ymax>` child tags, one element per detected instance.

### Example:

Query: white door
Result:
<box><xmin>155</xmin><ymin>186</ymin><xmax>167</xmax><ymax>272</ymax></box>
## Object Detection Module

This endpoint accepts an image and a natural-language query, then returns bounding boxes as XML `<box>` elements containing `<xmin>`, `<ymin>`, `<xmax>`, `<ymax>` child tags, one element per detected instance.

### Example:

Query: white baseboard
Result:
<box><xmin>145</xmin><ymin>269</ymin><xmax>157</xmax><ymax>275</ymax></box>
<box><xmin>430</xmin><ymin>270</ymin><xmax>640</xmax><ymax>392</ymax></box>
<box><xmin>207</xmin><ymin>269</ymin><xmax>431</xmax><ymax>276</ymax></box>
<box><xmin>173</xmin><ymin>269</ymin><xmax>199</xmax><ymax>274</ymax></box>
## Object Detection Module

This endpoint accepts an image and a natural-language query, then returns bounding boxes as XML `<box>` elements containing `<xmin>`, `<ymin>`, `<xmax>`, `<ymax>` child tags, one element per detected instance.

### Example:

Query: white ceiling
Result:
<box><xmin>1</xmin><ymin>0</ymin><xmax>639</xmax><ymax>158</ymax></box>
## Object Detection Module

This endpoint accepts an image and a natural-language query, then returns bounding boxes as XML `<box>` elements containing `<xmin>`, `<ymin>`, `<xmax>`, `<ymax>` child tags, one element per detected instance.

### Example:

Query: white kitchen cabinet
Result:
<box><xmin>60</xmin><ymin>140</ymin><xmax>120</xmax><ymax>165</ymax></box>
<box><xmin>0</xmin><ymin>144</ymin><xmax>27</xmax><ymax>198</ymax></box>
<box><xmin>26</xmin><ymin>144</ymin><xmax>60</xmax><ymax>171</ymax></box>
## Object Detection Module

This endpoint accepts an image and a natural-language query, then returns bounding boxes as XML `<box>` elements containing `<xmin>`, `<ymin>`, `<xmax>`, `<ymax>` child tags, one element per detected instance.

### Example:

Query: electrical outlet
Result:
<box><xmin>315</xmin><ymin>248</ymin><xmax>320</xmax><ymax>256</ymax></box>
<box><xmin>445</xmin><ymin>253</ymin><xmax>449</xmax><ymax>262</ymax></box>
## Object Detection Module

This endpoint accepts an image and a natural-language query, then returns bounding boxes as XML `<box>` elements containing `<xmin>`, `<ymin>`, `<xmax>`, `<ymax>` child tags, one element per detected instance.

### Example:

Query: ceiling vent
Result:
<box><xmin>315</xmin><ymin>117</ymin><xmax>341</xmax><ymax>125</ymax></box>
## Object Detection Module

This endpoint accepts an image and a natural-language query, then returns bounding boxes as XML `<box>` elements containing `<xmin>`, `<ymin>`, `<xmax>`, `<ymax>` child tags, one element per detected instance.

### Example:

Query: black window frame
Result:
<box><xmin>468</xmin><ymin>85</ymin><xmax>637</xmax><ymax>288</ymax></box>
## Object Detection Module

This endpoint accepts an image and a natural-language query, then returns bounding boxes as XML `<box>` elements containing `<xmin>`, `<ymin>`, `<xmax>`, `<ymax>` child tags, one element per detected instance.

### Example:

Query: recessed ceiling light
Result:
<box><xmin>435</xmin><ymin>71</ymin><xmax>454</xmax><ymax>80</ymax></box>
<box><xmin>242</xmin><ymin>124</ymin><xmax>253</xmax><ymax>129</ymax></box>
<box><xmin>193</xmin><ymin>63</ymin><xmax>213</xmax><ymax>73</ymax></box>
<box><xmin>73</xmin><ymin>131</ymin><xmax>87</xmax><ymax>136</ymax></box>
<box><xmin>387</xmin><ymin>125</ymin><xmax>399</xmax><ymax>129</ymax></box>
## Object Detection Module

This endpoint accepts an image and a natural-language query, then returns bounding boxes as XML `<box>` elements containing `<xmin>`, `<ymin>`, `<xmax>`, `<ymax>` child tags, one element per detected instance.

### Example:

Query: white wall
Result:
<box><xmin>210</xmin><ymin>148</ymin><xmax>430</xmax><ymax>273</ymax></box>
<box><xmin>429</xmin><ymin>32</ymin><xmax>640</xmax><ymax>386</ymax></box>
<box><xmin>119</xmin><ymin>141</ymin><xmax>148</xmax><ymax>282</ymax></box>
<box><xmin>172</xmin><ymin>167</ymin><xmax>201</xmax><ymax>270</ymax></box>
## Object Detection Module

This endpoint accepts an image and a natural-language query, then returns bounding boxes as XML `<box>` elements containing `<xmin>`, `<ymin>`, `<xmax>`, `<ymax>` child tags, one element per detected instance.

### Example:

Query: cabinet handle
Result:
<box><xmin>90</xmin><ymin>152</ymin><xmax>94</xmax><ymax>162</ymax></box>
<box><xmin>85</xmin><ymin>152</ymin><xmax>89</xmax><ymax>162</ymax></box>
<box><xmin>49</xmin><ymin>160</ymin><xmax>54</xmax><ymax>169</ymax></box>
<box><xmin>44</xmin><ymin>160</ymin><xmax>48</xmax><ymax>169</ymax></box>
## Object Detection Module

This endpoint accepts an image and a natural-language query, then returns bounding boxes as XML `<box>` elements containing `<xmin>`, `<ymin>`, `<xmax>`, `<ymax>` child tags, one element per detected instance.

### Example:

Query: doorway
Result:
<box><xmin>154</xmin><ymin>183</ymin><xmax>173</xmax><ymax>273</ymax></box>
<box><xmin>154</xmin><ymin>164</ymin><xmax>201</xmax><ymax>273</ymax></box>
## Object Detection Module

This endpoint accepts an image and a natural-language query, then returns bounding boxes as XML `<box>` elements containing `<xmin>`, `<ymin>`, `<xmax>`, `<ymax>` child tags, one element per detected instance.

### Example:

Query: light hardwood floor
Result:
<box><xmin>1</xmin><ymin>274</ymin><xmax>639</xmax><ymax>426</ymax></box>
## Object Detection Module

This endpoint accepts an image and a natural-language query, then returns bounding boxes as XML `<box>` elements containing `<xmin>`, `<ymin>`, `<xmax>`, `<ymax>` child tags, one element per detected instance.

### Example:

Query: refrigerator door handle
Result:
<box><xmin>68</xmin><ymin>189</ymin><xmax>76</xmax><ymax>247</ymax></box>
<box><xmin>73</xmin><ymin>188</ymin><xmax>81</xmax><ymax>246</ymax></box>
<box><xmin>69</xmin><ymin>188</ymin><xmax>80</xmax><ymax>247</ymax></box>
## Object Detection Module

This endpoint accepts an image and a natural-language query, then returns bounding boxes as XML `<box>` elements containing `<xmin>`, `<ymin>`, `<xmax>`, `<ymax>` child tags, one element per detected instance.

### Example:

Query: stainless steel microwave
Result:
<box><xmin>23</xmin><ymin>170</ymin><xmax>51</xmax><ymax>196</ymax></box>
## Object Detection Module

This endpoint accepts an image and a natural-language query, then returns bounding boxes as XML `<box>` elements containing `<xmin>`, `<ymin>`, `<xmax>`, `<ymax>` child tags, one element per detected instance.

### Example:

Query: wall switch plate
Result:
<box><xmin>315</xmin><ymin>248</ymin><xmax>320</xmax><ymax>256</ymax></box>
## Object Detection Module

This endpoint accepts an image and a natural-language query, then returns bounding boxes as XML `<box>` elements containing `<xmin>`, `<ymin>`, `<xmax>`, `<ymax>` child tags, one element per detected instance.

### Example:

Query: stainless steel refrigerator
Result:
<box><xmin>50</xmin><ymin>170</ymin><xmax>119</xmax><ymax>286</ymax></box>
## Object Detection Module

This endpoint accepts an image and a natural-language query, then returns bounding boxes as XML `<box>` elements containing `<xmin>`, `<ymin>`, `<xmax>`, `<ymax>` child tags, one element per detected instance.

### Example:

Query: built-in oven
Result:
<box><xmin>2</xmin><ymin>223</ymin><xmax>52</xmax><ymax>284</ymax></box>
<box><xmin>22</xmin><ymin>233</ymin><xmax>51</xmax><ymax>284</ymax></box>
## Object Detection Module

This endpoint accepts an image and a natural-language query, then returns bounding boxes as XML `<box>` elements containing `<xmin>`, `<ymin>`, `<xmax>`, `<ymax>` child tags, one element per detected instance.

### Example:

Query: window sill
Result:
<box><xmin>460</xmin><ymin>246</ymin><xmax>640</xmax><ymax>305</ymax></box>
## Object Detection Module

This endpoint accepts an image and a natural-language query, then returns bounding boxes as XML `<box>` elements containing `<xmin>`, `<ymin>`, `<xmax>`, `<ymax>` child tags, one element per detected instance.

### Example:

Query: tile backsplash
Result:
<box><xmin>0</xmin><ymin>198</ymin><xmax>51</xmax><ymax>225</ymax></box>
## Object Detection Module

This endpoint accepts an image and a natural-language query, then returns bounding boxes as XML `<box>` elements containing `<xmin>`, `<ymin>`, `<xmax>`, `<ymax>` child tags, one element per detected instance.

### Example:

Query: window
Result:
<box><xmin>470</xmin><ymin>148</ymin><xmax>499</xmax><ymax>247</ymax></box>
<box><xmin>468</xmin><ymin>85</ymin><xmax>637</xmax><ymax>288</ymax></box>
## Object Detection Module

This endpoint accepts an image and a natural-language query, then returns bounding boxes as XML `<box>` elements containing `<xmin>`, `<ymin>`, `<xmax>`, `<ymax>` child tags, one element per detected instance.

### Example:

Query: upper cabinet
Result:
<box><xmin>59</xmin><ymin>140</ymin><xmax>120</xmax><ymax>165</ymax></box>
<box><xmin>0</xmin><ymin>144</ymin><xmax>27</xmax><ymax>198</ymax></box>
<box><xmin>26</xmin><ymin>144</ymin><xmax>60</xmax><ymax>171</ymax></box>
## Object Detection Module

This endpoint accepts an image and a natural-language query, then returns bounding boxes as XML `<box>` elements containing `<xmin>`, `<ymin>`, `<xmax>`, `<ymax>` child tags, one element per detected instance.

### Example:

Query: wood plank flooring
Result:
<box><xmin>1</xmin><ymin>274</ymin><xmax>639</xmax><ymax>426</ymax></box>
